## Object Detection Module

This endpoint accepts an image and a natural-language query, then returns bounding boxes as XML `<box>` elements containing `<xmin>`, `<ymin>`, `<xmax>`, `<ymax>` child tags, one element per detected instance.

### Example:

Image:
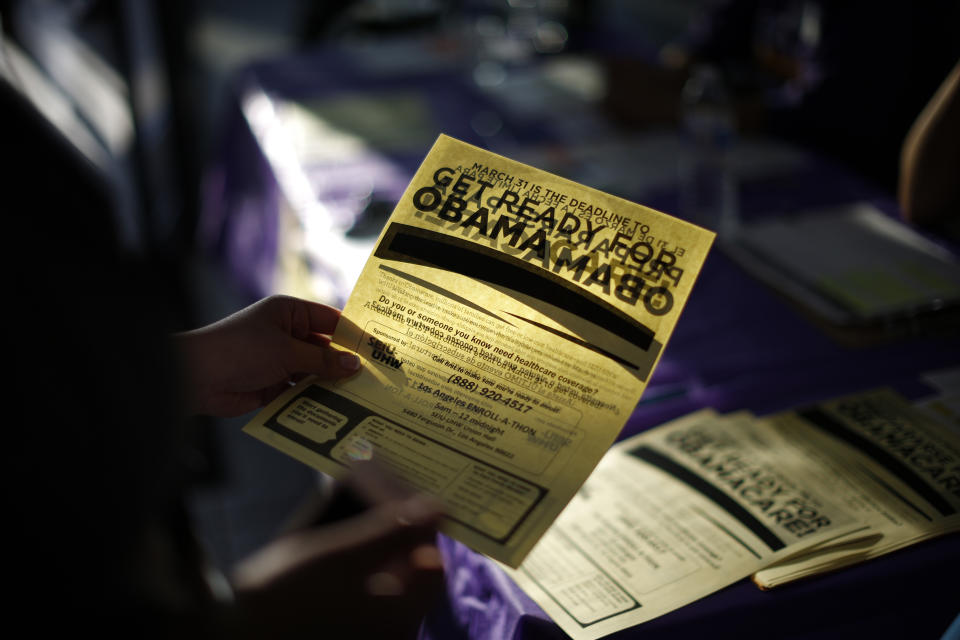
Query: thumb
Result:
<box><xmin>283</xmin><ymin>337</ymin><xmax>362</xmax><ymax>379</ymax></box>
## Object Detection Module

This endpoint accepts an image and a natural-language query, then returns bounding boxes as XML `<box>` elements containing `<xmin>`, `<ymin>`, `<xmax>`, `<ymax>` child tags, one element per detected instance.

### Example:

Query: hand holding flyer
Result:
<box><xmin>243</xmin><ymin>135</ymin><xmax>715</xmax><ymax>566</ymax></box>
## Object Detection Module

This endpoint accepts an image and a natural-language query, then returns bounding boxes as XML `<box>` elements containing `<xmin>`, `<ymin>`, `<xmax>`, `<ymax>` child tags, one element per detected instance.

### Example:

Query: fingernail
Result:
<box><xmin>410</xmin><ymin>544</ymin><xmax>444</xmax><ymax>571</ymax></box>
<box><xmin>339</xmin><ymin>353</ymin><xmax>361</xmax><ymax>371</ymax></box>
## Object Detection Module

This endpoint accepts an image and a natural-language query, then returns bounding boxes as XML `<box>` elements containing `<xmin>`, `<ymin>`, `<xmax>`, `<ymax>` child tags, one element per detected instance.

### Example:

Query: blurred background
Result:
<box><xmin>2</xmin><ymin>2</ymin><xmax>959</xmax><ymax>634</ymax></box>
<box><xmin>3</xmin><ymin>0</ymin><xmax>957</xmax><ymax>296</ymax></box>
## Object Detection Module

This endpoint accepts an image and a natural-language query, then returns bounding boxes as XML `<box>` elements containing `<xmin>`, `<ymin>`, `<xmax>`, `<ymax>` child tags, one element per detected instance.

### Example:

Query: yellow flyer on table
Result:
<box><xmin>244</xmin><ymin>134</ymin><xmax>714</xmax><ymax>566</ymax></box>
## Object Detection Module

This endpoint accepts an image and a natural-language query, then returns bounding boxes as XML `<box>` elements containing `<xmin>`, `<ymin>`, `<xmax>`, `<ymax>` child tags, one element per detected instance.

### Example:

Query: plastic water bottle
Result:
<box><xmin>679</xmin><ymin>65</ymin><xmax>739</xmax><ymax>239</ymax></box>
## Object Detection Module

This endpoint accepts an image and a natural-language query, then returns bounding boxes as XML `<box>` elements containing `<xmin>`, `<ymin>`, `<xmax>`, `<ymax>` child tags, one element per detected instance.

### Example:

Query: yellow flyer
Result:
<box><xmin>244</xmin><ymin>135</ymin><xmax>715</xmax><ymax>566</ymax></box>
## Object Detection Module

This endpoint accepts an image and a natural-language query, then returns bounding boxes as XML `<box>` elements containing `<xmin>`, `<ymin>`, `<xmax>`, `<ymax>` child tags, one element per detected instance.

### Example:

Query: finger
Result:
<box><xmin>306</xmin><ymin>463</ymin><xmax>437</xmax><ymax>528</ymax></box>
<box><xmin>293</xmin><ymin>494</ymin><xmax>443</xmax><ymax>576</ymax></box>
<box><xmin>301</xmin><ymin>299</ymin><xmax>342</xmax><ymax>335</ymax></box>
<box><xmin>304</xmin><ymin>332</ymin><xmax>332</xmax><ymax>347</ymax></box>
<box><xmin>397</xmin><ymin>542</ymin><xmax>446</xmax><ymax>607</ymax></box>
<box><xmin>367</xmin><ymin>542</ymin><xmax>445</xmax><ymax>599</ymax></box>
<box><xmin>264</xmin><ymin>295</ymin><xmax>340</xmax><ymax>339</ymax></box>
<box><xmin>346</xmin><ymin>460</ymin><xmax>421</xmax><ymax>505</ymax></box>
<box><xmin>278</xmin><ymin>485</ymin><xmax>335</xmax><ymax>533</ymax></box>
<box><xmin>283</xmin><ymin>339</ymin><xmax>361</xmax><ymax>379</ymax></box>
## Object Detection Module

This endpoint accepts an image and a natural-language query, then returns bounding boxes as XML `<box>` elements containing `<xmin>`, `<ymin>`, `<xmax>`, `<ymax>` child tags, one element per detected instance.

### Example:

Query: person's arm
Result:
<box><xmin>899</xmin><ymin>59</ymin><xmax>960</xmax><ymax>226</ymax></box>
<box><xmin>174</xmin><ymin>295</ymin><xmax>361</xmax><ymax>417</ymax></box>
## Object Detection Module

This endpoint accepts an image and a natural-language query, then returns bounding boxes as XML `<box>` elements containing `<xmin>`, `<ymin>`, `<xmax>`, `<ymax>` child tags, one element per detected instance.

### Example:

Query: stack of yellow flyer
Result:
<box><xmin>244</xmin><ymin>135</ymin><xmax>715</xmax><ymax>567</ymax></box>
<box><xmin>503</xmin><ymin>388</ymin><xmax>960</xmax><ymax>639</ymax></box>
<box><xmin>751</xmin><ymin>388</ymin><xmax>960</xmax><ymax>588</ymax></box>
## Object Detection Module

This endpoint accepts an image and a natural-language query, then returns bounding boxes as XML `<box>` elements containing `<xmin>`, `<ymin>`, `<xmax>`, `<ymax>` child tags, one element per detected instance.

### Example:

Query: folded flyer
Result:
<box><xmin>244</xmin><ymin>134</ymin><xmax>715</xmax><ymax>567</ymax></box>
